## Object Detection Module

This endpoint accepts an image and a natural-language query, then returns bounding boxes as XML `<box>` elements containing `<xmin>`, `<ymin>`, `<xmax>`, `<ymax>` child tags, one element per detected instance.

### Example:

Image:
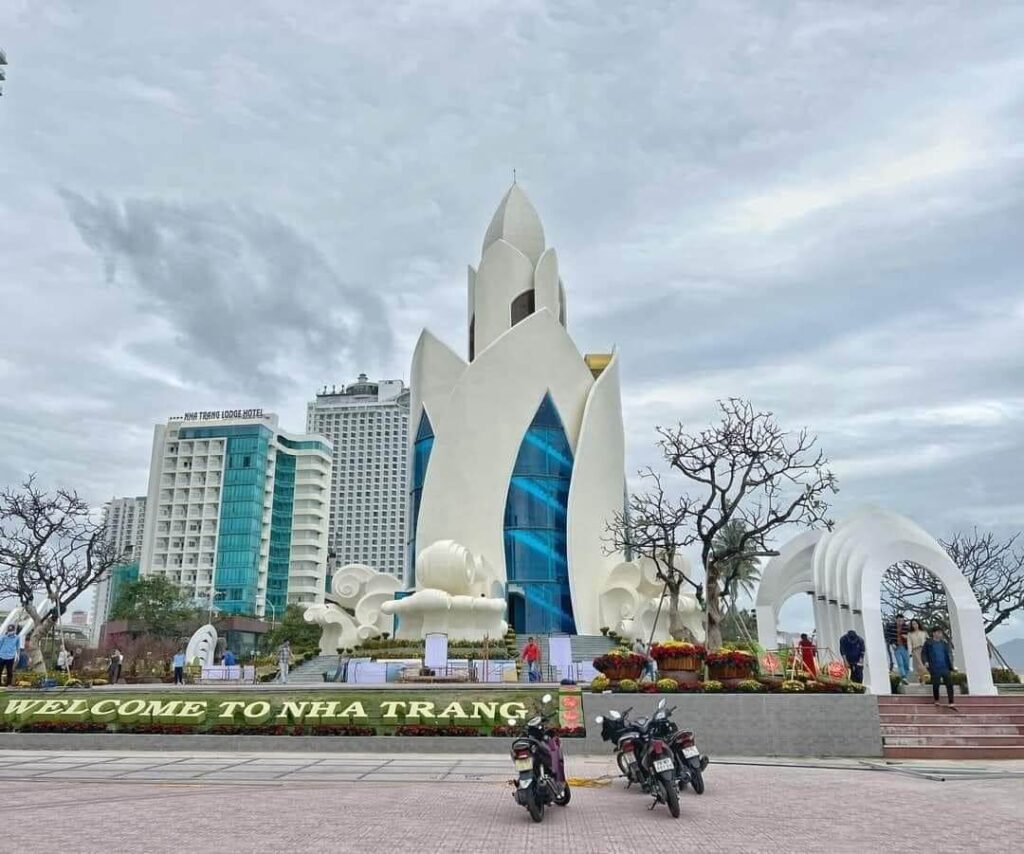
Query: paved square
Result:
<box><xmin>1</xmin><ymin>750</ymin><xmax>1020</xmax><ymax>852</ymax></box>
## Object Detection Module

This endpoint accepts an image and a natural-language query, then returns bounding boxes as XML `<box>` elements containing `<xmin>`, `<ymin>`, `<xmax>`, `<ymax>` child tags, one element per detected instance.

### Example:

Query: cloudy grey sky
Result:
<box><xmin>2</xmin><ymin>2</ymin><xmax>1023</xmax><ymax>640</ymax></box>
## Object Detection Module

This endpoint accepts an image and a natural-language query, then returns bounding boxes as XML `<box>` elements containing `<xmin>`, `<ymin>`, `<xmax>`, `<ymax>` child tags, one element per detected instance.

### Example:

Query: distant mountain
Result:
<box><xmin>996</xmin><ymin>638</ymin><xmax>1024</xmax><ymax>672</ymax></box>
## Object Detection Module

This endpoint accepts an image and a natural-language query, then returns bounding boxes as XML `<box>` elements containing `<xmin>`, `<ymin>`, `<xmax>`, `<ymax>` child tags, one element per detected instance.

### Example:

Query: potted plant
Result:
<box><xmin>656</xmin><ymin>677</ymin><xmax>679</xmax><ymax>693</ymax></box>
<box><xmin>592</xmin><ymin>648</ymin><xmax>645</xmax><ymax>682</ymax></box>
<box><xmin>650</xmin><ymin>641</ymin><xmax>706</xmax><ymax>672</ymax></box>
<box><xmin>617</xmin><ymin>678</ymin><xmax>638</xmax><ymax>693</ymax></box>
<box><xmin>706</xmin><ymin>647</ymin><xmax>757</xmax><ymax>682</ymax></box>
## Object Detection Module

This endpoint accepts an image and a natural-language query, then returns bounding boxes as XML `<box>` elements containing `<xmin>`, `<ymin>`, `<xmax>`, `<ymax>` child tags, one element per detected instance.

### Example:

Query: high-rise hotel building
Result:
<box><xmin>306</xmin><ymin>376</ymin><xmax>409</xmax><ymax>579</ymax></box>
<box><xmin>90</xmin><ymin>495</ymin><xmax>147</xmax><ymax>643</ymax></box>
<box><xmin>138</xmin><ymin>410</ymin><xmax>331</xmax><ymax>618</ymax></box>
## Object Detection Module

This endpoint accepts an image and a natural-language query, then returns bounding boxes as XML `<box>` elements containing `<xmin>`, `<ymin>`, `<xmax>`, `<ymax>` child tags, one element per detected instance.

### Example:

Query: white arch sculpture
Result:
<box><xmin>186</xmin><ymin>624</ymin><xmax>218</xmax><ymax>668</ymax></box>
<box><xmin>756</xmin><ymin>507</ymin><xmax>996</xmax><ymax>696</ymax></box>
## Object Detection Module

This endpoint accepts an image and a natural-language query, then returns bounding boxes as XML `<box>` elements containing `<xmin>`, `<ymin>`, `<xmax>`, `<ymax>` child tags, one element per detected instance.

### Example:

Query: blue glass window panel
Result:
<box><xmin>266</xmin><ymin>450</ymin><xmax>295</xmax><ymax>616</ymax></box>
<box><xmin>407</xmin><ymin>411</ymin><xmax>435</xmax><ymax>588</ymax></box>
<box><xmin>503</xmin><ymin>394</ymin><xmax>576</xmax><ymax>634</ymax></box>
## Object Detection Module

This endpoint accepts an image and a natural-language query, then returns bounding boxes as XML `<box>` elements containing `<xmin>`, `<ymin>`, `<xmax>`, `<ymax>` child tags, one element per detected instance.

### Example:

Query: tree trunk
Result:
<box><xmin>666</xmin><ymin>584</ymin><xmax>697</xmax><ymax>641</ymax></box>
<box><xmin>27</xmin><ymin>613</ymin><xmax>56</xmax><ymax>673</ymax></box>
<box><xmin>705</xmin><ymin>571</ymin><xmax>724</xmax><ymax>650</ymax></box>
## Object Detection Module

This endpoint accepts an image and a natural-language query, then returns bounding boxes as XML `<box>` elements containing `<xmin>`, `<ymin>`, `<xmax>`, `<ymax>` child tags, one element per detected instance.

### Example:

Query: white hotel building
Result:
<box><xmin>90</xmin><ymin>495</ymin><xmax>147</xmax><ymax>643</ymax></box>
<box><xmin>138</xmin><ymin>410</ymin><xmax>332</xmax><ymax>618</ymax></box>
<box><xmin>306</xmin><ymin>376</ymin><xmax>409</xmax><ymax>580</ymax></box>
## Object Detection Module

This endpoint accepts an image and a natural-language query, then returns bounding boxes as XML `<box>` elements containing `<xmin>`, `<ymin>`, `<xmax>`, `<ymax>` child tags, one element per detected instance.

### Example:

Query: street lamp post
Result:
<box><xmin>208</xmin><ymin>590</ymin><xmax>225</xmax><ymax>624</ymax></box>
<box><xmin>266</xmin><ymin>600</ymin><xmax>277</xmax><ymax>630</ymax></box>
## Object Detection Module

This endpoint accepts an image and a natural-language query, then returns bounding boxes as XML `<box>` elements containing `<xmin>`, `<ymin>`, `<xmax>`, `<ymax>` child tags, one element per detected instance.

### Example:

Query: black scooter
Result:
<box><xmin>508</xmin><ymin>693</ymin><xmax>571</xmax><ymax>823</ymax></box>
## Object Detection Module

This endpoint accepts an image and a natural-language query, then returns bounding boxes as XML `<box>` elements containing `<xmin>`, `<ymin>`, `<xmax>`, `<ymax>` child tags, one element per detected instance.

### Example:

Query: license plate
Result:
<box><xmin>653</xmin><ymin>758</ymin><xmax>674</xmax><ymax>773</ymax></box>
<box><xmin>682</xmin><ymin>746</ymin><xmax>699</xmax><ymax>759</ymax></box>
<box><xmin>514</xmin><ymin>758</ymin><xmax>533</xmax><ymax>771</ymax></box>
<box><xmin>624</xmin><ymin>753</ymin><xmax>636</xmax><ymax>764</ymax></box>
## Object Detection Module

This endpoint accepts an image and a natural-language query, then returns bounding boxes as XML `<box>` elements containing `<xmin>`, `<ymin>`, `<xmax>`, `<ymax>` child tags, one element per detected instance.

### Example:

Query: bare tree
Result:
<box><xmin>0</xmin><ymin>476</ymin><xmax>121</xmax><ymax>668</ymax></box>
<box><xmin>657</xmin><ymin>398</ymin><xmax>837</xmax><ymax>649</ymax></box>
<box><xmin>882</xmin><ymin>529</ymin><xmax>1024</xmax><ymax>634</ymax></box>
<box><xmin>605</xmin><ymin>468</ymin><xmax>703</xmax><ymax>641</ymax></box>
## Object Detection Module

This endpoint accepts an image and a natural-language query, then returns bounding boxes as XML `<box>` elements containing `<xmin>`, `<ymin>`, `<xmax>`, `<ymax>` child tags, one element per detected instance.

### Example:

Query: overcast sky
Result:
<box><xmin>2</xmin><ymin>2</ymin><xmax>1023</xmax><ymax>642</ymax></box>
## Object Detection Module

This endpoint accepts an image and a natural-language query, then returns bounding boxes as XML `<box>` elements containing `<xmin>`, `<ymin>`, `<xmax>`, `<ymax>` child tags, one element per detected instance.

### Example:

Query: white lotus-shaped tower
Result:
<box><xmin>407</xmin><ymin>184</ymin><xmax>627</xmax><ymax>636</ymax></box>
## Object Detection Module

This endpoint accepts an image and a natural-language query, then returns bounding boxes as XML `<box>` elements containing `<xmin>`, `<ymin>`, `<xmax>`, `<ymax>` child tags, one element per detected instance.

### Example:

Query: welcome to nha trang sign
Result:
<box><xmin>2</xmin><ymin>688</ymin><xmax>584</xmax><ymax>736</ymax></box>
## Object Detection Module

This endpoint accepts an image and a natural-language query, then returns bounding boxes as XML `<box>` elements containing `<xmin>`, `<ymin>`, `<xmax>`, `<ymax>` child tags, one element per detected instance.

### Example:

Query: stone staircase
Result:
<box><xmin>515</xmin><ymin>634</ymin><xmax>616</xmax><ymax>682</ymax></box>
<box><xmin>878</xmin><ymin>695</ymin><xmax>1024</xmax><ymax>759</ymax></box>
<box><xmin>287</xmin><ymin>654</ymin><xmax>338</xmax><ymax>685</ymax></box>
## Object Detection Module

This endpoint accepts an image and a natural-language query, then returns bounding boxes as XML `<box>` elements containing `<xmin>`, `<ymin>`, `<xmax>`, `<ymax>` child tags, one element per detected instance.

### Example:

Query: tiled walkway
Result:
<box><xmin>1</xmin><ymin>750</ymin><xmax>1021</xmax><ymax>852</ymax></box>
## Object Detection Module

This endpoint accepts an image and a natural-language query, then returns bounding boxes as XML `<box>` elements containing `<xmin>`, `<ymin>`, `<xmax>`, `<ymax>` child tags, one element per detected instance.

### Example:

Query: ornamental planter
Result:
<box><xmin>660</xmin><ymin>668</ymin><xmax>699</xmax><ymax>686</ymax></box>
<box><xmin>658</xmin><ymin>655</ymin><xmax>702</xmax><ymax>672</ymax></box>
<box><xmin>707</xmin><ymin>663</ymin><xmax>756</xmax><ymax>682</ymax></box>
<box><xmin>601</xmin><ymin>664</ymin><xmax>644</xmax><ymax>682</ymax></box>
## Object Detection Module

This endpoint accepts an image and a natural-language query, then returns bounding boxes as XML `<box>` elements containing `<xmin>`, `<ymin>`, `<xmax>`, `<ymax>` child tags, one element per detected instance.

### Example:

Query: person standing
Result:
<box><xmin>56</xmin><ymin>643</ymin><xmax>71</xmax><ymax>675</ymax></box>
<box><xmin>892</xmin><ymin>616</ymin><xmax>910</xmax><ymax>680</ymax></box>
<box><xmin>922</xmin><ymin>626</ymin><xmax>958</xmax><ymax>709</ymax></box>
<box><xmin>277</xmin><ymin>640</ymin><xmax>292</xmax><ymax>684</ymax></box>
<box><xmin>521</xmin><ymin>636</ymin><xmax>540</xmax><ymax>683</ymax></box>
<box><xmin>107</xmin><ymin>648</ymin><xmax>123</xmax><ymax>684</ymax></box>
<box><xmin>633</xmin><ymin>637</ymin><xmax>656</xmax><ymax>681</ymax></box>
<box><xmin>839</xmin><ymin>629</ymin><xmax>865</xmax><ymax>683</ymax></box>
<box><xmin>172</xmin><ymin>648</ymin><xmax>186</xmax><ymax>685</ymax></box>
<box><xmin>907</xmin><ymin>619</ymin><xmax>928</xmax><ymax>682</ymax></box>
<box><xmin>223</xmin><ymin>649</ymin><xmax>237</xmax><ymax>667</ymax></box>
<box><xmin>0</xmin><ymin>625</ymin><xmax>21</xmax><ymax>687</ymax></box>
<box><xmin>798</xmin><ymin>633</ymin><xmax>817</xmax><ymax>677</ymax></box>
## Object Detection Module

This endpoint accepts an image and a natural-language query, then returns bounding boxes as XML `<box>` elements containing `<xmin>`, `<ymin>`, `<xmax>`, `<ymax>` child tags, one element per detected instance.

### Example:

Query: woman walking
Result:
<box><xmin>907</xmin><ymin>619</ymin><xmax>928</xmax><ymax>682</ymax></box>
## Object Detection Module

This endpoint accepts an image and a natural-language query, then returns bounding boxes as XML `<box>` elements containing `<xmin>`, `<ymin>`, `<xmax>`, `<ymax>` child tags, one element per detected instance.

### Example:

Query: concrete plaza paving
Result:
<box><xmin>1</xmin><ymin>749</ymin><xmax>1021</xmax><ymax>852</ymax></box>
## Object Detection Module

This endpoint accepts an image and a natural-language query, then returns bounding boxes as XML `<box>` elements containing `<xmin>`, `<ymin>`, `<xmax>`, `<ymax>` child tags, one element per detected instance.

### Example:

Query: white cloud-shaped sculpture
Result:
<box><xmin>379</xmin><ymin>541</ymin><xmax>508</xmax><ymax>641</ymax></box>
<box><xmin>304</xmin><ymin>563</ymin><xmax>403</xmax><ymax>654</ymax></box>
<box><xmin>599</xmin><ymin>557</ymin><xmax>705</xmax><ymax>643</ymax></box>
<box><xmin>186</xmin><ymin>624</ymin><xmax>218</xmax><ymax>668</ymax></box>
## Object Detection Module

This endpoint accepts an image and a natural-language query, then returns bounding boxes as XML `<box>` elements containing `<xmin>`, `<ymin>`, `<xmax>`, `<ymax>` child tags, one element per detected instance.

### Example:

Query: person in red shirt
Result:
<box><xmin>798</xmin><ymin>633</ymin><xmax>817</xmax><ymax>677</ymax></box>
<box><xmin>521</xmin><ymin>637</ymin><xmax>540</xmax><ymax>683</ymax></box>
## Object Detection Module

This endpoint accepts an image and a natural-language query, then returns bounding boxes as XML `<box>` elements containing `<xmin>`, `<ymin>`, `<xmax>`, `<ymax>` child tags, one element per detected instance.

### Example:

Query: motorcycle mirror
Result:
<box><xmin>657</xmin><ymin>698</ymin><xmax>667</xmax><ymax>710</ymax></box>
<box><xmin>541</xmin><ymin>693</ymin><xmax>553</xmax><ymax>704</ymax></box>
<box><xmin>507</xmin><ymin>718</ymin><xmax>518</xmax><ymax>727</ymax></box>
<box><xmin>608</xmin><ymin>710</ymin><xmax>622</xmax><ymax>720</ymax></box>
<box><xmin>594</xmin><ymin>716</ymin><xmax>604</xmax><ymax>724</ymax></box>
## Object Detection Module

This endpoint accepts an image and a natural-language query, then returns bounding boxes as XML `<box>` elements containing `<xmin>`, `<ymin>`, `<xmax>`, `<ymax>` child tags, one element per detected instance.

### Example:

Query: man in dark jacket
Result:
<box><xmin>922</xmin><ymin>627</ymin><xmax>958</xmax><ymax>709</ymax></box>
<box><xmin>839</xmin><ymin>629</ymin><xmax>865</xmax><ymax>683</ymax></box>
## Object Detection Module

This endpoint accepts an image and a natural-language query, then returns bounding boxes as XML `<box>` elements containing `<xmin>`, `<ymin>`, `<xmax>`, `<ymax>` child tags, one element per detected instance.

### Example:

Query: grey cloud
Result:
<box><xmin>59</xmin><ymin>192</ymin><xmax>392</xmax><ymax>397</ymax></box>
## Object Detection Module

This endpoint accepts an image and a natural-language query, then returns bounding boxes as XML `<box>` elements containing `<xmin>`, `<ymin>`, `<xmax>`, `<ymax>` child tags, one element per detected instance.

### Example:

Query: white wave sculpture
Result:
<box><xmin>379</xmin><ymin>540</ymin><xmax>507</xmax><ymax>641</ymax></box>
<box><xmin>598</xmin><ymin>556</ymin><xmax>705</xmax><ymax>643</ymax></box>
<box><xmin>304</xmin><ymin>563</ymin><xmax>403</xmax><ymax>654</ymax></box>
<box><xmin>186</xmin><ymin>624</ymin><xmax>218</xmax><ymax>667</ymax></box>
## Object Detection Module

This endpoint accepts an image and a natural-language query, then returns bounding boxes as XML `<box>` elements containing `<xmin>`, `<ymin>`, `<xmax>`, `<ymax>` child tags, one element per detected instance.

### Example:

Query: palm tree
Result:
<box><xmin>712</xmin><ymin>521</ymin><xmax>762</xmax><ymax>613</ymax></box>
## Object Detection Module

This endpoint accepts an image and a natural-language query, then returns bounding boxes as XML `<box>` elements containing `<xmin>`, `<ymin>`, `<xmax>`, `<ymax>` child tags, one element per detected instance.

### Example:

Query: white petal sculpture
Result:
<box><xmin>407</xmin><ymin>184</ymin><xmax>626</xmax><ymax>636</ymax></box>
<box><xmin>186</xmin><ymin>624</ymin><xmax>218</xmax><ymax>668</ymax></box>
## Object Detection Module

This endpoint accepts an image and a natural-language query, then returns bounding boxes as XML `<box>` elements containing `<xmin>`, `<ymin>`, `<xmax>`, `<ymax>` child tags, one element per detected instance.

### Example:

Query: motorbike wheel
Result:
<box><xmin>616</xmin><ymin>753</ymin><xmax>634</xmax><ymax>788</ymax></box>
<box><xmin>526</xmin><ymin>788</ymin><xmax>545</xmax><ymax>823</ymax></box>
<box><xmin>689</xmin><ymin>766</ymin><xmax>705</xmax><ymax>795</ymax></box>
<box><xmin>554</xmin><ymin>781</ymin><xmax>572</xmax><ymax>806</ymax></box>
<box><xmin>660</xmin><ymin>774</ymin><xmax>680</xmax><ymax>818</ymax></box>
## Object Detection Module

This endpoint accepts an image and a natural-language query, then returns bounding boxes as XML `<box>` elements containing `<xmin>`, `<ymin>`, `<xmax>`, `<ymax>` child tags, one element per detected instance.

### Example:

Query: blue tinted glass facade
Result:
<box><xmin>277</xmin><ymin>436</ymin><xmax>331</xmax><ymax>454</ymax></box>
<box><xmin>214</xmin><ymin>428</ymin><xmax>270</xmax><ymax>614</ymax></box>
<box><xmin>266</xmin><ymin>450</ymin><xmax>295</xmax><ymax>616</ymax></box>
<box><xmin>406</xmin><ymin>412</ymin><xmax>434</xmax><ymax>588</ymax></box>
<box><xmin>503</xmin><ymin>394</ymin><xmax>576</xmax><ymax>634</ymax></box>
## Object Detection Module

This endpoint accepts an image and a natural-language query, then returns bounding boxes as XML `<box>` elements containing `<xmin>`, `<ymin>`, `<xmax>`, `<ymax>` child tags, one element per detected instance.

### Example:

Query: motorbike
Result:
<box><xmin>596</xmin><ymin>699</ymin><xmax>710</xmax><ymax>810</ymax></box>
<box><xmin>508</xmin><ymin>693</ymin><xmax>571</xmax><ymax>823</ymax></box>
<box><xmin>645</xmin><ymin>699</ymin><xmax>709</xmax><ymax>795</ymax></box>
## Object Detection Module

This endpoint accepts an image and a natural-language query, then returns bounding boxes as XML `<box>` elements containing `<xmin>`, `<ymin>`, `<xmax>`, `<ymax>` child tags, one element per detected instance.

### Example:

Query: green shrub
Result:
<box><xmin>992</xmin><ymin>668</ymin><xmax>1020</xmax><ymax>684</ymax></box>
<box><xmin>617</xmin><ymin>678</ymin><xmax>638</xmax><ymax>693</ymax></box>
<box><xmin>590</xmin><ymin>675</ymin><xmax>611</xmax><ymax>692</ymax></box>
<box><xmin>656</xmin><ymin>678</ymin><xmax>679</xmax><ymax>693</ymax></box>
<box><xmin>702</xmin><ymin>680</ymin><xmax>723</xmax><ymax>693</ymax></box>
<box><xmin>735</xmin><ymin>679</ymin><xmax>763</xmax><ymax>693</ymax></box>
<box><xmin>781</xmin><ymin>679</ymin><xmax>804</xmax><ymax>693</ymax></box>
